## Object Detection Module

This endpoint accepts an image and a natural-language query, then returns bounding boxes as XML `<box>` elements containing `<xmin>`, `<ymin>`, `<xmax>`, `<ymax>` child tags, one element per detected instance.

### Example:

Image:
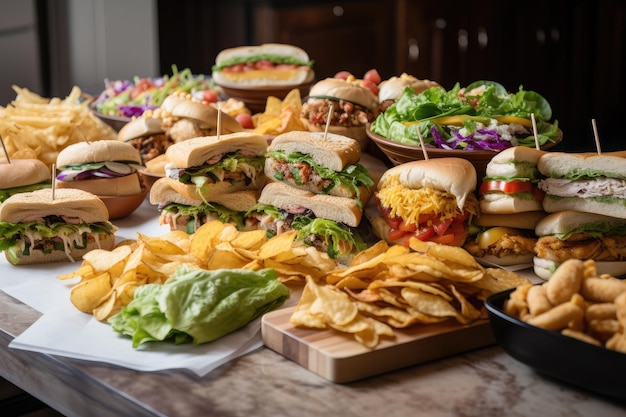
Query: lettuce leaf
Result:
<box><xmin>108</xmin><ymin>267</ymin><xmax>289</xmax><ymax>347</ymax></box>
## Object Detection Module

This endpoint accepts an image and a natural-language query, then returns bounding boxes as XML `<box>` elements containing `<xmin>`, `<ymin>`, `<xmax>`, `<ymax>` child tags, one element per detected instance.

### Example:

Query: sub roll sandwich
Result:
<box><xmin>300</xmin><ymin>77</ymin><xmax>380</xmax><ymax>150</ymax></box>
<box><xmin>212</xmin><ymin>43</ymin><xmax>315</xmax><ymax>88</ymax></box>
<box><xmin>149</xmin><ymin>177</ymin><xmax>259</xmax><ymax>234</ymax></box>
<box><xmin>371</xmin><ymin>158</ymin><xmax>479</xmax><ymax>247</ymax></box>
<box><xmin>0</xmin><ymin>158</ymin><xmax>51</xmax><ymax>203</ymax></box>
<box><xmin>464</xmin><ymin>146</ymin><xmax>547</xmax><ymax>266</ymax></box>
<box><xmin>533</xmin><ymin>210</ymin><xmax>626</xmax><ymax>279</ymax></box>
<box><xmin>247</xmin><ymin>182</ymin><xmax>367</xmax><ymax>264</ymax></box>
<box><xmin>537</xmin><ymin>150</ymin><xmax>626</xmax><ymax>218</ymax></box>
<box><xmin>265</xmin><ymin>131</ymin><xmax>375</xmax><ymax>207</ymax></box>
<box><xmin>163</xmin><ymin>132</ymin><xmax>268</xmax><ymax>202</ymax></box>
<box><xmin>117</xmin><ymin>116</ymin><xmax>173</xmax><ymax>164</ymax></box>
<box><xmin>55</xmin><ymin>140</ymin><xmax>145</xmax><ymax>197</ymax></box>
<box><xmin>0</xmin><ymin>188</ymin><xmax>116</xmax><ymax>265</ymax></box>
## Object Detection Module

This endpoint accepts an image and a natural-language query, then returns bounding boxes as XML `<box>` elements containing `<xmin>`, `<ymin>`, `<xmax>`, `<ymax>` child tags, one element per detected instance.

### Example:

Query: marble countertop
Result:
<box><xmin>1</xmin><ymin>289</ymin><xmax>625</xmax><ymax>417</ymax></box>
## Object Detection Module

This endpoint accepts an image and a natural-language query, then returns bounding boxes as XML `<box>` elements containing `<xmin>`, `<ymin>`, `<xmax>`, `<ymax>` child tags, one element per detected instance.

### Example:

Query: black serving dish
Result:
<box><xmin>485</xmin><ymin>288</ymin><xmax>626</xmax><ymax>402</ymax></box>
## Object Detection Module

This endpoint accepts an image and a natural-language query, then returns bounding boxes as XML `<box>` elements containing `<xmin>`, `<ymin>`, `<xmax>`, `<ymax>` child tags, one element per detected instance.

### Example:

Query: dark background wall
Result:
<box><xmin>157</xmin><ymin>0</ymin><xmax>626</xmax><ymax>154</ymax></box>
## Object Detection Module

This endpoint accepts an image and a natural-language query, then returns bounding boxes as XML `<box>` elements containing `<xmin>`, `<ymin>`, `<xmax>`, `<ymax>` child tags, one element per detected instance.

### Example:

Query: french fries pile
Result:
<box><xmin>505</xmin><ymin>259</ymin><xmax>626</xmax><ymax>352</ymax></box>
<box><xmin>59</xmin><ymin>221</ymin><xmax>338</xmax><ymax>320</ymax></box>
<box><xmin>290</xmin><ymin>238</ymin><xmax>530</xmax><ymax>348</ymax></box>
<box><xmin>0</xmin><ymin>86</ymin><xmax>116</xmax><ymax>167</ymax></box>
<box><xmin>252</xmin><ymin>89</ymin><xmax>306</xmax><ymax>135</ymax></box>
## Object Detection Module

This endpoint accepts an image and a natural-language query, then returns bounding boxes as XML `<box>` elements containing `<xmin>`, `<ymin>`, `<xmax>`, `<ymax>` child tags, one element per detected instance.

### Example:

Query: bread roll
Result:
<box><xmin>56</xmin><ymin>173</ymin><xmax>143</xmax><ymax>196</ymax></box>
<box><xmin>258</xmin><ymin>181</ymin><xmax>362</xmax><ymax>227</ymax></box>
<box><xmin>0</xmin><ymin>158</ymin><xmax>50</xmax><ymax>189</ymax></box>
<box><xmin>308</xmin><ymin>77</ymin><xmax>379</xmax><ymax>111</ymax></box>
<box><xmin>0</xmin><ymin>188</ymin><xmax>110</xmax><ymax>223</ymax></box>
<box><xmin>56</xmin><ymin>140</ymin><xmax>142</xmax><ymax>167</ymax></box>
<box><xmin>165</xmin><ymin>132</ymin><xmax>267</xmax><ymax>168</ymax></box>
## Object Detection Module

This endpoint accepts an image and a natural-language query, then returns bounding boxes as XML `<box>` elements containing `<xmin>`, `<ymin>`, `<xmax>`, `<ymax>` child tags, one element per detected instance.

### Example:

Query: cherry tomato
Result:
<box><xmin>202</xmin><ymin>89</ymin><xmax>219</xmax><ymax>103</ymax></box>
<box><xmin>129</xmin><ymin>78</ymin><xmax>153</xmax><ymax>100</ymax></box>
<box><xmin>363</xmin><ymin>68</ymin><xmax>382</xmax><ymax>85</ymax></box>
<box><xmin>360</xmin><ymin>79</ymin><xmax>379</xmax><ymax>95</ymax></box>
<box><xmin>235</xmin><ymin>113</ymin><xmax>254</xmax><ymax>129</ymax></box>
<box><xmin>334</xmin><ymin>71</ymin><xmax>353</xmax><ymax>80</ymax></box>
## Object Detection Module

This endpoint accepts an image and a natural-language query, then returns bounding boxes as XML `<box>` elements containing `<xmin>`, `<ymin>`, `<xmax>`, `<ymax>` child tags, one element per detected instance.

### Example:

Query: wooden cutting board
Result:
<box><xmin>261</xmin><ymin>306</ymin><xmax>495</xmax><ymax>383</ymax></box>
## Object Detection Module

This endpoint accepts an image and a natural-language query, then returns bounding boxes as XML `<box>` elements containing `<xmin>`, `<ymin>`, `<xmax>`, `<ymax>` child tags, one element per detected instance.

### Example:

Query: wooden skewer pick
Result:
<box><xmin>531</xmin><ymin>113</ymin><xmax>540</xmax><ymax>150</ymax></box>
<box><xmin>216</xmin><ymin>103</ymin><xmax>222</xmax><ymax>141</ymax></box>
<box><xmin>0</xmin><ymin>134</ymin><xmax>10</xmax><ymax>163</ymax></box>
<box><xmin>51</xmin><ymin>164</ymin><xmax>56</xmax><ymax>200</ymax></box>
<box><xmin>592</xmin><ymin>118</ymin><xmax>602</xmax><ymax>155</ymax></box>
<box><xmin>416</xmin><ymin>126</ymin><xmax>429</xmax><ymax>160</ymax></box>
<box><xmin>323</xmin><ymin>103</ymin><xmax>334</xmax><ymax>140</ymax></box>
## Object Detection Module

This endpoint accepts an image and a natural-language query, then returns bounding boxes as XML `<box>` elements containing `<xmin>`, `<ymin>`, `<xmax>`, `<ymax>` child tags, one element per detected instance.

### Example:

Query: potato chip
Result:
<box><xmin>82</xmin><ymin>245</ymin><xmax>132</xmax><ymax>273</ymax></box>
<box><xmin>69</xmin><ymin>272</ymin><xmax>112</xmax><ymax>313</ymax></box>
<box><xmin>257</xmin><ymin>231</ymin><xmax>298</xmax><ymax>259</ymax></box>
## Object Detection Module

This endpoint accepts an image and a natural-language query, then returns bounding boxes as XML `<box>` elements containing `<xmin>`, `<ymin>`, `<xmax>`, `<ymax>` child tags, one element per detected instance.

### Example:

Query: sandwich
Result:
<box><xmin>479</xmin><ymin>146</ymin><xmax>546</xmax><ymax>214</ymax></box>
<box><xmin>149</xmin><ymin>176</ymin><xmax>259</xmax><ymax>233</ymax></box>
<box><xmin>55</xmin><ymin>140</ymin><xmax>145</xmax><ymax>197</ymax></box>
<box><xmin>163</xmin><ymin>132</ymin><xmax>267</xmax><ymax>201</ymax></box>
<box><xmin>463</xmin><ymin>211</ymin><xmax>545</xmax><ymax>266</ymax></box>
<box><xmin>463</xmin><ymin>146</ymin><xmax>547</xmax><ymax>265</ymax></box>
<box><xmin>158</xmin><ymin>91</ymin><xmax>243</xmax><ymax>143</ymax></box>
<box><xmin>265</xmin><ymin>131</ymin><xmax>375</xmax><ymax>207</ymax></box>
<box><xmin>378</xmin><ymin>73</ymin><xmax>440</xmax><ymax>111</ymax></box>
<box><xmin>0</xmin><ymin>188</ymin><xmax>117</xmax><ymax>265</ymax></box>
<box><xmin>117</xmin><ymin>116</ymin><xmax>174</xmax><ymax>164</ymax></box>
<box><xmin>533</xmin><ymin>210</ymin><xmax>626</xmax><ymax>279</ymax></box>
<box><xmin>300</xmin><ymin>77</ymin><xmax>380</xmax><ymax>150</ymax></box>
<box><xmin>211</xmin><ymin>43</ymin><xmax>315</xmax><ymax>88</ymax></box>
<box><xmin>370</xmin><ymin>158</ymin><xmax>479</xmax><ymax>247</ymax></box>
<box><xmin>0</xmin><ymin>158</ymin><xmax>51</xmax><ymax>203</ymax></box>
<box><xmin>247</xmin><ymin>181</ymin><xmax>367</xmax><ymax>263</ymax></box>
<box><xmin>537</xmin><ymin>150</ymin><xmax>626</xmax><ymax>218</ymax></box>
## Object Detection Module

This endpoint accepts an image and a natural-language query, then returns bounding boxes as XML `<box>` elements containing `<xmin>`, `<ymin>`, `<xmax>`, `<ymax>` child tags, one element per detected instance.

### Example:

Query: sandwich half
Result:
<box><xmin>265</xmin><ymin>131</ymin><xmax>374</xmax><ymax>207</ymax></box>
<box><xmin>0</xmin><ymin>188</ymin><xmax>117</xmax><ymax>265</ymax></box>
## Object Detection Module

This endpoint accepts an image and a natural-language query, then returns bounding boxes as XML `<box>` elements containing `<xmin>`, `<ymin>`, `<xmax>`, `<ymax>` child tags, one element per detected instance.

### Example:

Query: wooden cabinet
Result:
<box><xmin>157</xmin><ymin>0</ymin><xmax>626</xmax><ymax>152</ymax></box>
<box><xmin>251</xmin><ymin>1</ymin><xmax>396</xmax><ymax>80</ymax></box>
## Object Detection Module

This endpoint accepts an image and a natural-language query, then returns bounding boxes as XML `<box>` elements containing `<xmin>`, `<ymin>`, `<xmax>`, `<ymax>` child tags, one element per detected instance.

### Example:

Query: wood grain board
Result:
<box><xmin>261</xmin><ymin>306</ymin><xmax>496</xmax><ymax>383</ymax></box>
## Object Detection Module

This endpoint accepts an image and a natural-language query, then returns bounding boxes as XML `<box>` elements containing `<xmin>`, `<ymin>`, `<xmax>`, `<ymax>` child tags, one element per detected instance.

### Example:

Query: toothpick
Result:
<box><xmin>416</xmin><ymin>126</ymin><xmax>429</xmax><ymax>160</ymax></box>
<box><xmin>592</xmin><ymin>119</ymin><xmax>602</xmax><ymax>155</ymax></box>
<box><xmin>323</xmin><ymin>103</ymin><xmax>334</xmax><ymax>140</ymax></box>
<box><xmin>217</xmin><ymin>103</ymin><xmax>222</xmax><ymax>141</ymax></box>
<box><xmin>0</xmin><ymin>134</ymin><xmax>10</xmax><ymax>163</ymax></box>
<box><xmin>51</xmin><ymin>164</ymin><xmax>56</xmax><ymax>200</ymax></box>
<box><xmin>531</xmin><ymin>113</ymin><xmax>540</xmax><ymax>150</ymax></box>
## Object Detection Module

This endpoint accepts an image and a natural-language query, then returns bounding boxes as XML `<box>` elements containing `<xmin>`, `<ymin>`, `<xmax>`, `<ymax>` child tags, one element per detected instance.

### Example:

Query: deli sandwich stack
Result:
<box><xmin>247</xmin><ymin>130</ymin><xmax>375</xmax><ymax>264</ymax></box>
<box><xmin>533</xmin><ymin>150</ymin><xmax>626</xmax><ymax>278</ymax></box>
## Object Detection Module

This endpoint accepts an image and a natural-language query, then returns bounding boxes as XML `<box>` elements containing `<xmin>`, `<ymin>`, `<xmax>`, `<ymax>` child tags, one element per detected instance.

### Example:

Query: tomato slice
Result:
<box><xmin>432</xmin><ymin>218</ymin><xmax>453</xmax><ymax>236</ymax></box>
<box><xmin>399</xmin><ymin>220</ymin><xmax>417</xmax><ymax>232</ymax></box>
<box><xmin>388</xmin><ymin>228</ymin><xmax>407</xmax><ymax>242</ymax></box>
<box><xmin>430</xmin><ymin>233</ymin><xmax>455</xmax><ymax>245</ymax></box>
<box><xmin>479</xmin><ymin>180</ymin><xmax>534</xmax><ymax>195</ymax></box>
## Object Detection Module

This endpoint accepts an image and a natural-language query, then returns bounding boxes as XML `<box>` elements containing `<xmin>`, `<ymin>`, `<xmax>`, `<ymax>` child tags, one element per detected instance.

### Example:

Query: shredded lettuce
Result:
<box><xmin>292</xmin><ymin>216</ymin><xmax>366</xmax><ymax>259</ymax></box>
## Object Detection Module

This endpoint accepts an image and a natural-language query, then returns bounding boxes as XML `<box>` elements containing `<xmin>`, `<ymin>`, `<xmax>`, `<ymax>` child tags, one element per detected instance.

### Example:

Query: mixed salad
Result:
<box><xmin>370</xmin><ymin>80</ymin><xmax>561</xmax><ymax>151</ymax></box>
<box><xmin>93</xmin><ymin>66</ymin><xmax>220</xmax><ymax>119</ymax></box>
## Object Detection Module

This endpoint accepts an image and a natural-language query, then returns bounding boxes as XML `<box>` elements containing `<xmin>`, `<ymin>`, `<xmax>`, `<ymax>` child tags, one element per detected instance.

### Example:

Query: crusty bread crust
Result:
<box><xmin>56</xmin><ymin>173</ymin><xmax>143</xmax><ymax>197</ymax></box>
<box><xmin>258</xmin><ymin>181</ymin><xmax>362</xmax><ymax>227</ymax></box>
<box><xmin>269</xmin><ymin>131</ymin><xmax>361</xmax><ymax>171</ymax></box>
<box><xmin>0</xmin><ymin>158</ymin><xmax>51</xmax><ymax>189</ymax></box>
<box><xmin>308</xmin><ymin>78</ymin><xmax>379</xmax><ymax>111</ymax></box>
<box><xmin>117</xmin><ymin>117</ymin><xmax>164</xmax><ymax>142</ymax></box>
<box><xmin>7</xmin><ymin>233</ymin><xmax>115</xmax><ymax>265</ymax></box>
<box><xmin>165</xmin><ymin>132</ymin><xmax>268</xmax><ymax>168</ymax></box>
<box><xmin>378</xmin><ymin>158</ymin><xmax>477</xmax><ymax>210</ymax></box>
<box><xmin>0</xmin><ymin>188</ymin><xmax>109</xmax><ymax>223</ymax></box>
<box><xmin>150</xmin><ymin>177</ymin><xmax>259</xmax><ymax>211</ymax></box>
<box><xmin>56</xmin><ymin>140</ymin><xmax>142</xmax><ymax>166</ymax></box>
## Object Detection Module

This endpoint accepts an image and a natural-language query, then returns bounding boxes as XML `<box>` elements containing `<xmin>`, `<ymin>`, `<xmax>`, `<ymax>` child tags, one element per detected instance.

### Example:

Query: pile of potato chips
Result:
<box><xmin>60</xmin><ymin>221</ymin><xmax>338</xmax><ymax>320</ymax></box>
<box><xmin>290</xmin><ymin>238</ymin><xmax>531</xmax><ymax>348</ymax></box>
<box><xmin>253</xmin><ymin>89</ymin><xmax>305</xmax><ymax>135</ymax></box>
<box><xmin>0</xmin><ymin>85</ymin><xmax>116</xmax><ymax>167</ymax></box>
